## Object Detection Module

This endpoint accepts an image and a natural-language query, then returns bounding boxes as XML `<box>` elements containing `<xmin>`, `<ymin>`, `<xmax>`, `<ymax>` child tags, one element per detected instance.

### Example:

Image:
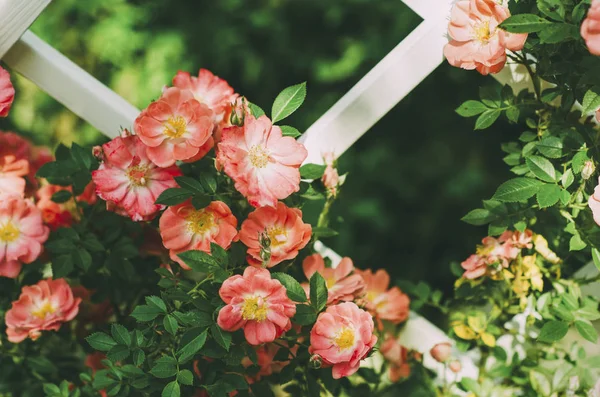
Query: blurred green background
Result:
<box><xmin>0</xmin><ymin>0</ymin><xmax>516</xmax><ymax>295</ymax></box>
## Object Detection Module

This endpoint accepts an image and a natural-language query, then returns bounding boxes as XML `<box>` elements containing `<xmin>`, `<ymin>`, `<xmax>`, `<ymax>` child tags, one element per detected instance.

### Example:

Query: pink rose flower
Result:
<box><xmin>302</xmin><ymin>254</ymin><xmax>365</xmax><ymax>304</ymax></box>
<box><xmin>217</xmin><ymin>267</ymin><xmax>296</xmax><ymax>345</ymax></box>
<box><xmin>0</xmin><ymin>131</ymin><xmax>31</xmax><ymax>160</ymax></box>
<box><xmin>380</xmin><ymin>334</ymin><xmax>411</xmax><ymax>382</ymax></box>
<box><xmin>0</xmin><ymin>155</ymin><xmax>28</xmax><ymax>196</ymax></box>
<box><xmin>134</xmin><ymin>87</ymin><xmax>214</xmax><ymax>167</ymax></box>
<box><xmin>159</xmin><ymin>200</ymin><xmax>238</xmax><ymax>269</ymax></box>
<box><xmin>589</xmin><ymin>177</ymin><xmax>600</xmax><ymax>225</ymax></box>
<box><xmin>461</xmin><ymin>233</ymin><xmax>522</xmax><ymax>279</ymax></box>
<box><xmin>0</xmin><ymin>194</ymin><xmax>49</xmax><ymax>278</ymax></box>
<box><xmin>5</xmin><ymin>278</ymin><xmax>81</xmax><ymax>343</ymax></box>
<box><xmin>239</xmin><ymin>202</ymin><xmax>312</xmax><ymax>268</ymax></box>
<box><xmin>217</xmin><ymin>115</ymin><xmax>308</xmax><ymax>208</ymax></box>
<box><xmin>92</xmin><ymin>134</ymin><xmax>182</xmax><ymax>221</ymax></box>
<box><xmin>443</xmin><ymin>0</ymin><xmax>528</xmax><ymax>75</ymax></box>
<box><xmin>355</xmin><ymin>268</ymin><xmax>410</xmax><ymax>328</ymax></box>
<box><xmin>0</xmin><ymin>66</ymin><xmax>15</xmax><ymax>117</ymax></box>
<box><xmin>430</xmin><ymin>342</ymin><xmax>452</xmax><ymax>363</ymax></box>
<box><xmin>322</xmin><ymin>152</ymin><xmax>340</xmax><ymax>197</ymax></box>
<box><xmin>309</xmin><ymin>302</ymin><xmax>377</xmax><ymax>379</ymax></box>
<box><xmin>582</xmin><ymin>0</ymin><xmax>600</xmax><ymax>56</ymax></box>
<box><xmin>172</xmin><ymin>68</ymin><xmax>237</xmax><ymax>124</ymax></box>
<box><xmin>36</xmin><ymin>182</ymin><xmax>97</xmax><ymax>230</ymax></box>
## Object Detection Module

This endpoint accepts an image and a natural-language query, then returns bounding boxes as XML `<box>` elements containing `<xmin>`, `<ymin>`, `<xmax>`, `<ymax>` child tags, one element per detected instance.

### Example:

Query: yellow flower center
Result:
<box><xmin>31</xmin><ymin>300</ymin><xmax>57</xmax><ymax>319</ymax></box>
<box><xmin>473</xmin><ymin>20</ymin><xmax>493</xmax><ymax>43</ymax></box>
<box><xmin>163</xmin><ymin>116</ymin><xmax>187</xmax><ymax>138</ymax></box>
<box><xmin>186</xmin><ymin>210</ymin><xmax>215</xmax><ymax>235</ymax></box>
<box><xmin>241</xmin><ymin>296</ymin><xmax>268</xmax><ymax>321</ymax></box>
<box><xmin>334</xmin><ymin>327</ymin><xmax>355</xmax><ymax>350</ymax></box>
<box><xmin>267</xmin><ymin>226</ymin><xmax>288</xmax><ymax>248</ymax></box>
<box><xmin>326</xmin><ymin>278</ymin><xmax>336</xmax><ymax>289</ymax></box>
<box><xmin>248</xmin><ymin>145</ymin><xmax>269</xmax><ymax>168</ymax></box>
<box><xmin>127</xmin><ymin>165</ymin><xmax>150</xmax><ymax>186</ymax></box>
<box><xmin>0</xmin><ymin>222</ymin><xmax>20</xmax><ymax>243</ymax></box>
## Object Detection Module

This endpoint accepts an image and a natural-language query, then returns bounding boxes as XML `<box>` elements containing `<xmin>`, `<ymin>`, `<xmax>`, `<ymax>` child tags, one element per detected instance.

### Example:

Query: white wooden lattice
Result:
<box><xmin>1</xmin><ymin>0</ymin><xmax>554</xmax><ymax>381</ymax></box>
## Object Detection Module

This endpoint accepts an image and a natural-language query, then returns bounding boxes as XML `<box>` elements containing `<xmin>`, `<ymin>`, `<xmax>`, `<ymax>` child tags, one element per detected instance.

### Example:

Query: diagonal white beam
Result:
<box><xmin>3</xmin><ymin>31</ymin><xmax>140</xmax><ymax>138</ymax></box>
<box><xmin>0</xmin><ymin>0</ymin><xmax>51</xmax><ymax>58</ymax></box>
<box><xmin>298</xmin><ymin>12</ymin><xmax>452</xmax><ymax>165</ymax></box>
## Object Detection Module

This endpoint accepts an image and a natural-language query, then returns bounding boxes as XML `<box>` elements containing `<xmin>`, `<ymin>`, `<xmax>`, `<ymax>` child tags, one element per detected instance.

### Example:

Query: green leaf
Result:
<box><xmin>592</xmin><ymin>248</ymin><xmax>600</xmax><ymax>271</ymax></box>
<box><xmin>133</xmin><ymin>349</ymin><xmax>145</xmax><ymax>366</ymax></box>
<box><xmin>537</xmin><ymin>137</ymin><xmax>564</xmax><ymax>159</ymax></box>
<box><xmin>107</xmin><ymin>345</ymin><xmax>130</xmax><ymax>362</ymax></box>
<box><xmin>550</xmin><ymin>304</ymin><xmax>574</xmax><ymax>322</ymax></box>
<box><xmin>271</xmin><ymin>82</ymin><xmax>307</xmax><ymax>123</ymax></box>
<box><xmin>111</xmin><ymin>324</ymin><xmax>131</xmax><ymax>346</ymax></box>
<box><xmin>461</xmin><ymin>208</ymin><xmax>496</xmax><ymax>226</ymax></box>
<box><xmin>162</xmin><ymin>381</ymin><xmax>180</xmax><ymax>397</ymax></box>
<box><xmin>151</xmin><ymin>360</ymin><xmax>178</xmax><ymax>379</ymax></box>
<box><xmin>537</xmin><ymin>320</ymin><xmax>569</xmax><ymax>343</ymax></box>
<box><xmin>51</xmin><ymin>190</ymin><xmax>72</xmax><ymax>203</ymax></box>
<box><xmin>537</xmin><ymin>0</ymin><xmax>565</xmax><ymax>20</ymax></box>
<box><xmin>271</xmin><ymin>273</ymin><xmax>307</xmax><ymax>302</ymax></box>
<box><xmin>177</xmin><ymin>250</ymin><xmax>220</xmax><ymax>272</ymax></box>
<box><xmin>582</xmin><ymin>88</ymin><xmax>600</xmax><ymax>115</ymax></box>
<box><xmin>309</xmin><ymin>273</ymin><xmax>328</xmax><ymax>312</ymax></box>
<box><xmin>561</xmin><ymin>169</ymin><xmax>574</xmax><ymax>188</ymax></box>
<box><xmin>86</xmin><ymin>333</ymin><xmax>117</xmax><ymax>352</ymax></box>
<box><xmin>570</xmin><ymin>234</ymin><xmax>587</xmax><ymax>251</ymax></box>
<box><xmin>575</xmin><ymin>320</ymin><xmax>598</xmax><ymax>343</ymax></box>
<box><xmin>210</xmin><ymin>324</ymin><xmax>232</xmax><ymax>351</ymax></box>
<box><xmin>538</xmin><ymin>23</ymin><xmax>579</xmax><ymax>43</ymax></box>
<box><xmin>573</xmin><ymin>151</ymin><xmax>590</xmax><ymax>174</ymax></box>
<box><xmin>199</xmin><ymin>174</ymin><xmax>217</xmax><ymax>194</ymax></box>
<box><xmin>280</xmin><ymin>125</ymin><xmax>302</xmax><ymax>138</ymax></box>
<box><xmin>519</xmin><ymin>131</ymin><xmax>537</xmax><ymax>142</ymax></box>
<box><xmin>312</xmin><ymin>227</ymin><xmax>339</xmax><ymax>239</ymax></box>
<box><xmin>455</xmin><ymin>100</ymin><xmax>488</xmax><ymax>117</ymax></box>
<box><xmin>293</xmin><ymin>304</ymin><xmax>317</xmax><ymax>325</ymax></box>
<box><xmin>43</xmin><ymin>384</ymin><xmax>61</xmax><ymax>396</ymax></box>
<box><xmin>505</xmin><ymin>107</ymin><xmax>520</xmax><ymax>123</ymax></box>
<box><xmin>52</xmin><ymin>255</ymin><xmax>74</xmax><ymax>278</ymax></box>
<box><xmin>536</xmin><ymin>184</ymin><xmax>561</xmax><ymax>208</ymax></box>
<box><xmin>177</xmin><ymin>330</ymin><xmax>208</xmax><ymax>363</ymax></box>
<box><xmin>474</xmin><ymin>109</ymin><xmax>501</xmax><ymax>130</ymax></box>
<box><xmin>177</xmin><ymin>370</ymin><xmax>194</xmax><ymax>386</ymax></box>
<box><xmin>155</xmin><ymin>188</ymin><xmax>192</xmax><ymax>206</ymax></box>
<box><xmin>210</xmin><ymin>243</ymin><xmax>228</xmax><ymax>266</ymax></box>
<box><xmin>526</xmin><ymin>155</ymin><xmax>557</xmax><ymax>182</ymax></box>
<box><xmin>300</xmin><ymin>163</ymin><xmax>327</xmax><ymax>179</ymax></box>
<box><xmin>73</xmin><ymin>248</ymin><xmax>92</xmax><ymax>271</ymax></box>
<box><xmin>499</xmin><ymin>14</ymin><xmax>551</xmax><ymax>33</ymax></box>
<box><xmin>492</xmin><ymin>178</ymin><xmax>543</xmax><ymax>202</ymax></box>
<box><xmin>164</xmin><ymin>315</ymin><xmax>179</xmax><ymax>336</ymax></box>
<box><xmin>175</xmin><ymin>176</ymin><xmax>204</xmax><ymax>194</ymax></box>
<box><xmin>146</xmin><ymin>296</ymin><xmax>168</xmax><ymax>312</ymax></box>
<box><xmin>71</xmin><ymin>143</ymin><xmax>93</xmax><ymax>169</ymax></box>
<box><xmin>191</xmin><ymin>195</ymin><xmax>211</xmax><ymax>210</ymax></box>
<box><xmin>130</xmin><ymin>305</ymin><xmax>163</xmax><ymax>322</ymax></box>
<box><xmin>248</xmin><ymin>102</ymin><xmax>265</xmax><ymax>118</ymax></box>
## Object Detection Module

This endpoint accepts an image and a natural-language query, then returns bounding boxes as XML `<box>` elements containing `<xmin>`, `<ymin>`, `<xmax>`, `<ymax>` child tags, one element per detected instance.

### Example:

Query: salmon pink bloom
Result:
<box><xmin>461</xmin><ymin>233</ymin><xmax>521</xmax><ymax>279</ymax></box>
<box><xmin>0</xmin><ymin>194</ymin><xmax>49</xmax><ymax>278</ymax></box>
<box><xmin>5</xmin><ymin>278</ymin><xmax>81</xmax><ymax>343</ymax></box>
<box><xmin>0</xmin><ymin>66</ymin><xmax>14</xmax><ymax>117</ymax></box>
<box><xmin>134</xmin><ymin>87</ymin><xmax>214</xmax><ymax>167</ymax></box>
<box><xmin>355</xmin><ymin>268</ymin><xmax>410</xmax><ymax>327</ymax></box>
<box><xmin>322</xmin><ymin>152</ymin><xmax>340</xmax><ymax>197</ymax></box>
<box><xmin>309</xmin><ymin>302</ymin><xmax>377</xmax><ymax>379</ymax></box>
<box><xmin>92</xmin><ymin>134</ymin><xmax>182</xmax><ymax>221</ymax></box>
<box><xmin>217</xmin><ymin>115</ymin><xmax>308</xmax><ymax>207</ymax></box>
<box><xmin>36</xmin><ymin>182</ymin><xmax>97</xmax><ymax>230</ymax></box>
<box><xmin>0</xmin><ymin>131</ymin><xmax>31</xmax><ymax>160</ymax></box>
<box><xmin>159</xmin><ymin>200</ymin><xmax>238</xmax><ymax>269</ymax></box>
<box><xmin>582</xmin><ymin>0</ymin><xmax>600</xmax><ymax>55</ymax></box>
<box><xmin>380</xmin><ymin>334</ymin><xmax>411</xmax><ymax>382</ymax></box>
<box><xmin>0</xmin><ymin>155</ymin><xmax>28</xmax><ymax>196</ymax></box>
<box><xmin>443</xmin><ymin>0</ymin><xmax>528</xmax><ymax>75</ymax></box>
<box><xmin>239</xmin><ymin>202</ymin><xmax>311</xmax><ymax>268</ymax></box>
<box><xmin>302</xmin><ymin>254</ymin><xmax>365</xmax><ymax>304</ymax></box>
<box><xmin>217</xmin><ymin>267</ymin><xmax>296</xmax><ymax>345</ymax></box>
<box><xmin>172</xmin><ymin>68</ymin><xmax>237</xmax><ymax>124</ymax></box>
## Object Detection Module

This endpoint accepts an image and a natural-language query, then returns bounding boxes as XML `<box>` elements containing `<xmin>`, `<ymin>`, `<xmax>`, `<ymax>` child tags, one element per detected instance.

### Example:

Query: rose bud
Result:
<box><xmin>582</xmin><ymin>160</ymin><xmax>595</xmax><ymax>180</ymax></box>
<box><xmin>449</xmin><ymin>360</ymin><xmax>462</xmax><ymax>373</ymax></box>
<box><xmin>429</xmin><ymin>342</ymin><xmax>452</xmax><ymax>363</ymax></box>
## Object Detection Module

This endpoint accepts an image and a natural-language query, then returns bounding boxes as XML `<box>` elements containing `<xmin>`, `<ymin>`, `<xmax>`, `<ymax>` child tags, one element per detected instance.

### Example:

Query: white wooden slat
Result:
<box><xmin>401</xmin><ymin>0</ymin><xmax>452</xmax><ymax>19</ymax></box>
<box><xmin>0</xmin><ymin>0</ymin><xmax>51</xmax><ymax>58</ymax></box>
<box><xmin>2</xmin><ymin>31</ymin><xmax>139</xmax><ymax>138</ymax></box>
<box><xmin>298</xmin><ymin>11</ymin><xmax>452</xmax><ymax>165</ymax></box>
